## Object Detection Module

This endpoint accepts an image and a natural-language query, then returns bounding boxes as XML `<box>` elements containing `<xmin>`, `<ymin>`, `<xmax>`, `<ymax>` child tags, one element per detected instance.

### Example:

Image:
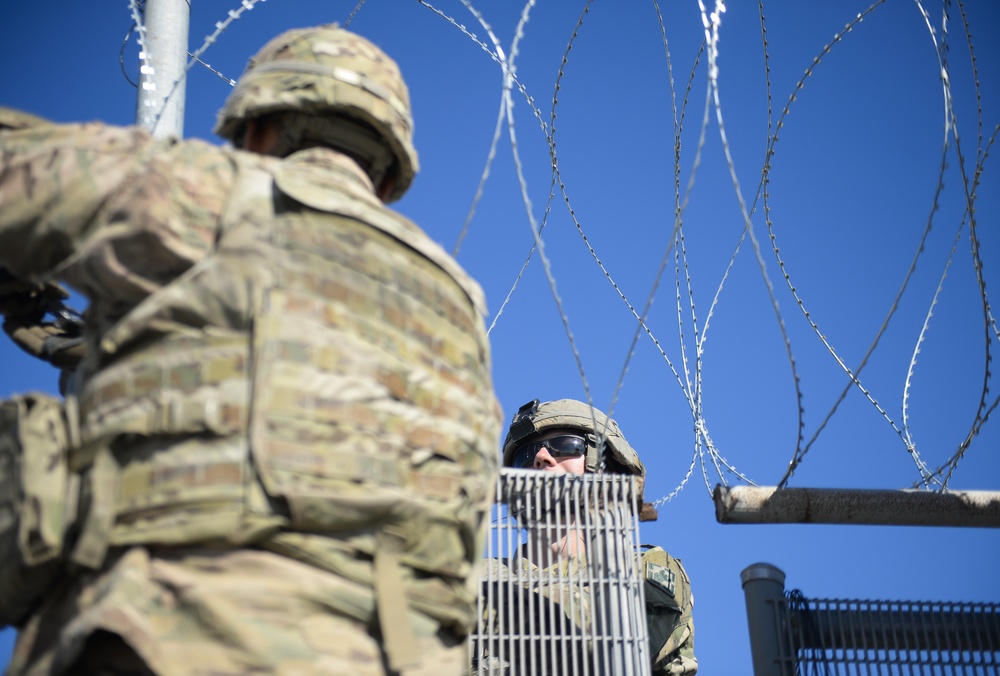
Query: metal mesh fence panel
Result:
<box><xmin>783</xmin><ymin>596</ymin><xmax>1000</xmax><ymax>675</ymax></box>
<box><xmin>743</xmin><ymin>564</ymin><xmax>1000</xmax><ymax>676</ymax></box>
<box><xmin>469</xmin><ymin>468</ymin><xmax>649</xmax><ymax>675</ymax></box>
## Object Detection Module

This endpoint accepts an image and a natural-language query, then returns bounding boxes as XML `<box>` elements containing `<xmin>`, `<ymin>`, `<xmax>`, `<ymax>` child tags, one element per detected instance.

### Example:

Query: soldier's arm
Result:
<box><xmin>0</xmin><ymin>110</ymin><xmax>234</xmax><ymax>328</ymax></box>
<box><xmin>0</xmin><ymin>110</ymin><xmax>88</xmax><ymax>372</ymax></box>
<box><xmin>0</xmin><ymin>116</ymin><xmax>160</xmax><ymax>281</ymax></box>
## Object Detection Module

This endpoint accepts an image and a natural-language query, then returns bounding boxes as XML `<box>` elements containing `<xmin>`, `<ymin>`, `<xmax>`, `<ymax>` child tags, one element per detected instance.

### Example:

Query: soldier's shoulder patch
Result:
<box><xmin>645</xmin><ymin>559</ymin><xmax>676</xmax><ymax>598</ymax></box>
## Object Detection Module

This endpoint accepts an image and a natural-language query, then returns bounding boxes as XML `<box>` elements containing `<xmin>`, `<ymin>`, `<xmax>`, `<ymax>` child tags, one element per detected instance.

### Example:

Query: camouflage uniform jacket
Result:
<box><xmin>0</xmin><ymin>117</ymin><xmax>501</xmax><ymax>672</ymax></box>
<box><xmin>476</xmin><ymin>544</ymin><xmax>697</xmax><ymax>674</ymax></box>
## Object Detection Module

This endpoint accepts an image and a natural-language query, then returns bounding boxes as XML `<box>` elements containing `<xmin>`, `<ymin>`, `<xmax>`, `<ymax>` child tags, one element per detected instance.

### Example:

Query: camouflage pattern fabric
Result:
<box><xmin>0</xmin><ymin>116</ymin><xmax>501</xmax><ymax>674</ymax></box>
<box><xmin>0</xmin><ymin>110</ymin><xmax>85</xmax><ymax>376</ymax></box>
<box><xmin>0</xmin><ymin>394</ymin><xmax>74</xmax><ymax>629</ymax></box>
<box><xmin>0</xmin><ymin>106</ymin><xmax>52</xmax><ymax>131</ymax></box>
<box><xmin>642</xmin><ymin>546</ymin><xmax>698</xmax><ymax>674</ymax></box>
<box><xmin>8</xmin><ymin>547</ymin><xmax>469</xmax><ymax>675</ymax></box>
<box><xmin>477</xmin><ymin>545</ymin><xmax>697</xmax><ymax>675</ymax></box>
<box><xmin>214</xmin><ymin>24</ymin><xmax>419</xmax><ymax>203</ymax></box>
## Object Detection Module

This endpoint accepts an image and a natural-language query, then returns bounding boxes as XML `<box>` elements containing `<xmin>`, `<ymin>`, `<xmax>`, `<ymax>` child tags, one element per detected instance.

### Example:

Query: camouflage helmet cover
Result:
<box><xmin>214</xmin><ymin>23</ymin><xmax>419</xmax><ymax>202</ymax></box>
<box><xmin>502</xmin><ymin>399</ymin><xmax>645</xmax><ymax>499</ymax></box>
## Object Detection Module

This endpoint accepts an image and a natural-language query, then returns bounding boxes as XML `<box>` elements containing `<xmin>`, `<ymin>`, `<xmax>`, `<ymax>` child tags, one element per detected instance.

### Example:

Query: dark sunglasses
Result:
<box><xmin>510</xmin><ymin>434</ymin><xmax>588</xmax><ymax>469</ymax></box>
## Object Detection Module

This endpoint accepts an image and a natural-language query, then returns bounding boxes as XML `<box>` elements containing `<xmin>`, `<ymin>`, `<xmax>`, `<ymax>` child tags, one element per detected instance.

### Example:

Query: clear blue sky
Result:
<box><xmin>1</xmin><ymin>1</ymin><xmax>998</xmax><ymax>672</ymax></box>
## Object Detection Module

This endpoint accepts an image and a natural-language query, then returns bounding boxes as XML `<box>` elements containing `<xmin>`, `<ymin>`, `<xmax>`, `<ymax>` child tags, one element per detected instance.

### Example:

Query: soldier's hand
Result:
<box><xmin>3</xmin><ymin>316</ymin><xmax>86</xmax><ymax>369</ymax></box>
<box><xmin>1</xmin><ymin>268</ymin><xmax>85</xmax><ymax>369</ymax></box>
<box><xmin>0</xmin><ymin>269</ymin><xmax>70</xmax><ymax>319</ymax></box>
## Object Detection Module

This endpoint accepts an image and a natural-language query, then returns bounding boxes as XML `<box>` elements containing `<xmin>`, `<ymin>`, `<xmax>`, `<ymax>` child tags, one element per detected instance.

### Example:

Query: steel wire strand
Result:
<box><xmin>142</xmin><ymin>0</ymin><xmax>269</xmax><ymax>136</ymax></box>
<box><xmin>784</xmin><ymin>0</ymin><xmax>996</xmax><ymax>489</ymax></box>
<box><xmin>648</xmin><ymin>7</ymin><xmax>763</xmax><ymax>503</ymax></box>
<box><xmin>752</xmin><ymin>0</ymin><xmax>962</xmax><ymax>489</ymax></box>
<box><xmin>416</xmin><ymin>0</ymin><xmax>551</xmax><ymax>261</ymax></box>
<box><xmin>684</xmin><ymin>2</ymin><xmax>772</xmax><ymax>492</ymax></box>
<box><xmin>481</xmin><ymin>0</ymin><xmax>613</xmax><ymax>433</ymax></box>
<box><xmin>913</xmin><ymin>0</ymin><xmax>989</xmax><ymax>490</ymax></box>
<box><xmin>439</xmin><ymin>3</ymin><xmax>666</xmax><ymax>468</ymax></box>
<box><xmin>538</xmin><ymin>2</ymin><xmax>739</xmax><ymax>491</ymax></box>
<box><xmin>901</xmin><ymin>217</ymin><xmax>968</xmax><ymax>471</ymax></box>
<box><xmin>917</xmin><ymin>124</ymin><xmax>1000</xmax><ymax>489</ymax></box>
<box><xmin>450</xmin><ymin>0</ymin><xmax>569</xmax><ymax>347</ymax></box>
<box><xmin>673</xmin><ymin>0</ymin><xmax>782</xmax><ymax>500</ymax></box>
<box><xmin>429</xmin><ymin>2</ymin><xmax>567</xmax><ymax>337</ymax></box>
<box><xmin>446</xmin><ymin>0</ymin><xmax>524</xmax><ymax>261</ymax></box>
<box><xmin>629</xmin><ymin>43</ymin><xmax>706</xmax><ymax>485</ymax></box>
<box><xmin>903</xmin><ymin>124</ymin><xmax>998</xmax><ymax>487</ymax></box>
<box><xmin>688</xmin><ymin>0</ymin><xmax>804</xmax><ymax>491</ymax></box>
<box><xmin>479</xmin><ymin>0</ymin><xmax>601</xmax><ymax>416</ymax></box>
<box><xmin>543</xmin><ymin>1</ymin><xmax>693</xmax><ymax>408</ymax></box>
<box><xmin>820</xmin><ymin>0</ymin><xmax>981</xmax><ymax>489</ymax></box>
<box><xmin>472</xmin><ymin>0</ymin><xmax>749</xmax><ymax>499</ymax></box>
<box><xmin>552</xmin><ymin>3</ymin><xmax>693</xmax><ymax>488</ymax></box>
<box><xmin>128</xmin><ymin>0</ymin><xmax>153</xmax><ymax>110</ymax></box>
<box><xmin>558</xmin><ymin>2</ymin><xmax>751</xmax><ymax>498</ymax></box>
<box><xmin>119</xmin><ymin>20</ymin><xmax>140</xmax><ymax>88</ymax></box>
<box><xmin>342</xmin><ymin>0</ymin><xmax>368</xmax><ymax>28</ymax></box>
<box><xmin>121</xmin><ymin>3</ymin><xmax>238</xmax><ymax>90</ymax></box>
<box><xmin>599</xmin><ymin>3</ymin><xmax>720</xmax><ymax>499</ymax></box>
<box><xmin>933</xmin><ymin>1</ymin><xmax>997</xmax><ymax>489</ymax></box>
<box><xmin>757</xmin><ymin>3</ymin><xmax>888</xmax><ymax>487</ymax></box>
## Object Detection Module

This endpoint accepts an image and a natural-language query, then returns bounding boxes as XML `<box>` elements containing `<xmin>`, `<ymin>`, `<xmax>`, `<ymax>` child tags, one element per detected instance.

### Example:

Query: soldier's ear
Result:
<box><xmin>376</xmin><ymin>174</ymin><xmax>396</xmax><ymax>202</ymax></box>
<box><xmin>243</xmin><ymin>118</ymin><xmax>281</xmax><ymax>155</ymax></box>
<box><xmin>238</xmin><ymin>119</ymin><xmax>257</xmax><ymax>151</ymax></box>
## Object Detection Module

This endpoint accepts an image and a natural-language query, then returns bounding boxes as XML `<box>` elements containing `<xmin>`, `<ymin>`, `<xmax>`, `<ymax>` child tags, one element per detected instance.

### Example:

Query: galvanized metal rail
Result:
<box><xmin>715</xmin><ymin>485</ymin><xmax>1000</xmax><ymax>528</ymax></box>
<box><xmin>742</xmin><ymin>563</ymin><xmax>1000</xmax><ymax>675</ymax></box>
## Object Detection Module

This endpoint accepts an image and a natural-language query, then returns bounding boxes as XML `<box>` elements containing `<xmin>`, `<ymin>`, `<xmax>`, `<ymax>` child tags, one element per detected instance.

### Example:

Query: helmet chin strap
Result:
<box><xmin>585</xmin><ymin>434</ymin><xmax>608</xmax><ymax>474</ymax></box>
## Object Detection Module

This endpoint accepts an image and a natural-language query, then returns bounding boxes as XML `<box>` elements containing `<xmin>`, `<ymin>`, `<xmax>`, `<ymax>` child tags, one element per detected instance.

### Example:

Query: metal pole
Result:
<box><xmin>741</xmin><ymin>563</ymin><xmax>789</xmax><ymax>676</ymax></box>
<box><xmin>714</xmin><ymin>485</ymin><xmax>1000</xmax><ymax>528</ymax></box>
<box><xmin>135</xmin><ymin>0</ymin><xmax>190</xmax><ymax>138</ymax></box>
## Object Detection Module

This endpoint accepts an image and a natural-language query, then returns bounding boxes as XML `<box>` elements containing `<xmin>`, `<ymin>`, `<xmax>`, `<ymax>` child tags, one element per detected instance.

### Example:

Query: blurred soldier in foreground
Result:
<box><xmin>0</xmin><ymin>24</ymin><xmax>500</xmax><ymax>675</ymax></box>
<box><xmin>477</xmin><ymin>399</ymin><xmax>696</xmax><ymax>674</ymax></box>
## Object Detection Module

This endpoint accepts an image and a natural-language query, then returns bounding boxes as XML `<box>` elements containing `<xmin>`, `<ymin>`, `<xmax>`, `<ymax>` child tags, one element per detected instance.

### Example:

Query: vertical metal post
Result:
<box><xmin>136</xmin><ymin>0</ymin><xmax>190</xmax><ymax>138</ymax></box>
<box><xmin>741</xmin><ymin>563</ymin><xmax>788</xmax><ymax>676</ymax></box>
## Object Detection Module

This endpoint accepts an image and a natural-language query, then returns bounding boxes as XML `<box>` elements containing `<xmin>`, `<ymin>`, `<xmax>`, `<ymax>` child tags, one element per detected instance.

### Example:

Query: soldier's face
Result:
<box><xmin>528</xmin><ymin>430</ymin><xmax>587</xmax><ymax>475</ymax></box>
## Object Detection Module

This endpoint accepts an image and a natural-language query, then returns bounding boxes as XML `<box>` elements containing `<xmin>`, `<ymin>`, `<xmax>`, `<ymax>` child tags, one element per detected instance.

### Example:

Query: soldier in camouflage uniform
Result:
<box><xmin>0</xmin><ymin>24</ymin><xmax>501</xmax><ymax>675</ymax></box>
<box><xmin>491</xmin><ymin>399</ymin><xmax>697</xmax><ymax>674</ymax></box>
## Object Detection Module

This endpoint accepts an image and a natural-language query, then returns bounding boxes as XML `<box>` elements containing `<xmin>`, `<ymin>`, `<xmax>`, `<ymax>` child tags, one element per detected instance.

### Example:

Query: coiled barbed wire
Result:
<box><xmin>120</xmin><ymin>0</ymin><xmax>996</xmax><ymax>505</ymax></box>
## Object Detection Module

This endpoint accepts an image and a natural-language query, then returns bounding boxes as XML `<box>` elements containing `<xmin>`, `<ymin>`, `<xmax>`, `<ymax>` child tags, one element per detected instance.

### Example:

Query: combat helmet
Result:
<box><xmin>502</xmin><ymin>398</ymin><xmax>646</xmax><ymax>501</ymax></box>
<box><xmin>214</xmin><ymin>24</ymin><xmax>419</xmax><ymax>202</ymax></box>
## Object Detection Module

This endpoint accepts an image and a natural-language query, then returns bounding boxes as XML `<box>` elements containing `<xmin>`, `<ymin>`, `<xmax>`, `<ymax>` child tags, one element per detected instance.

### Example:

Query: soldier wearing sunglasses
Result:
<box><xmin>486</xmin><ymin>398</ymin><xmax>698</xmax><ymax>674</ymax></box>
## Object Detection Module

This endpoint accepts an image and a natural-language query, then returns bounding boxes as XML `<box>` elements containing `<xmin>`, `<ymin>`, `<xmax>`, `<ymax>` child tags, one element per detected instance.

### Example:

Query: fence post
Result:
<box><xmin>741</xmin><ymin>563</ymin><xmax>788</xmax><ymax>676</ymax></box>
<box><xmin>135</xmin><ymin>0</ymin><xmax>190</xmax><ymax>138</ymax></box>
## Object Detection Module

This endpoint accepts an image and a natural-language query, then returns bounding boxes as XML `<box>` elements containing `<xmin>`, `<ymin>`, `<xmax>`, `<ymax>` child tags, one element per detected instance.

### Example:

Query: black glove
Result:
<box><xmin>0</xmin><ymin>268</ymin><xmax>85</xmax><ymax>369</ymax></box>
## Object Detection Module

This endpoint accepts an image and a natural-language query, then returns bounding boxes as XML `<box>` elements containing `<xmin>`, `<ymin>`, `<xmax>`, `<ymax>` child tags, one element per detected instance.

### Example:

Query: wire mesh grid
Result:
<box><xmin>772</xmin><ymin>595</ymin><xmax>1000</xmax><ymax>675</ymax></box>
<box><xmin>469</xmin><ymin>468</ymin><xmax>650</xmax><ymax>675</ymax></box>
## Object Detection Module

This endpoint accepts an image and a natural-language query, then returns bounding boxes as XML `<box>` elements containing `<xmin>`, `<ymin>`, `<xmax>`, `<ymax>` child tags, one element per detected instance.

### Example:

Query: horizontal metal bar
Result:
<box><xmin>714</xmin><ymin>485</ymin><xmax>1000</xmax><ymax>528</ymax></box>
<box><xmin>786</xmin><ymin>601</ymin><xmax>1000</xmax><ymax>654</ymax></box>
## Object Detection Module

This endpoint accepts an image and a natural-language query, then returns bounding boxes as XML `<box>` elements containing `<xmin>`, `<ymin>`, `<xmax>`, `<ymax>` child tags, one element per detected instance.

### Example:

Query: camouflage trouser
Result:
<box><xmin>7</xmin><ymin>547</ymin><xmax>468</xmax><ymax>676</ymax></box>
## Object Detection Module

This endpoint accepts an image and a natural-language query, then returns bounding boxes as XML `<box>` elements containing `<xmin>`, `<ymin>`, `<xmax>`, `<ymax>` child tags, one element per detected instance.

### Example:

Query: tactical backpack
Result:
<box><xmin>642</xmin><ymin>545</ymin><xmax>696</xmax><ymax>671</ymax></box>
